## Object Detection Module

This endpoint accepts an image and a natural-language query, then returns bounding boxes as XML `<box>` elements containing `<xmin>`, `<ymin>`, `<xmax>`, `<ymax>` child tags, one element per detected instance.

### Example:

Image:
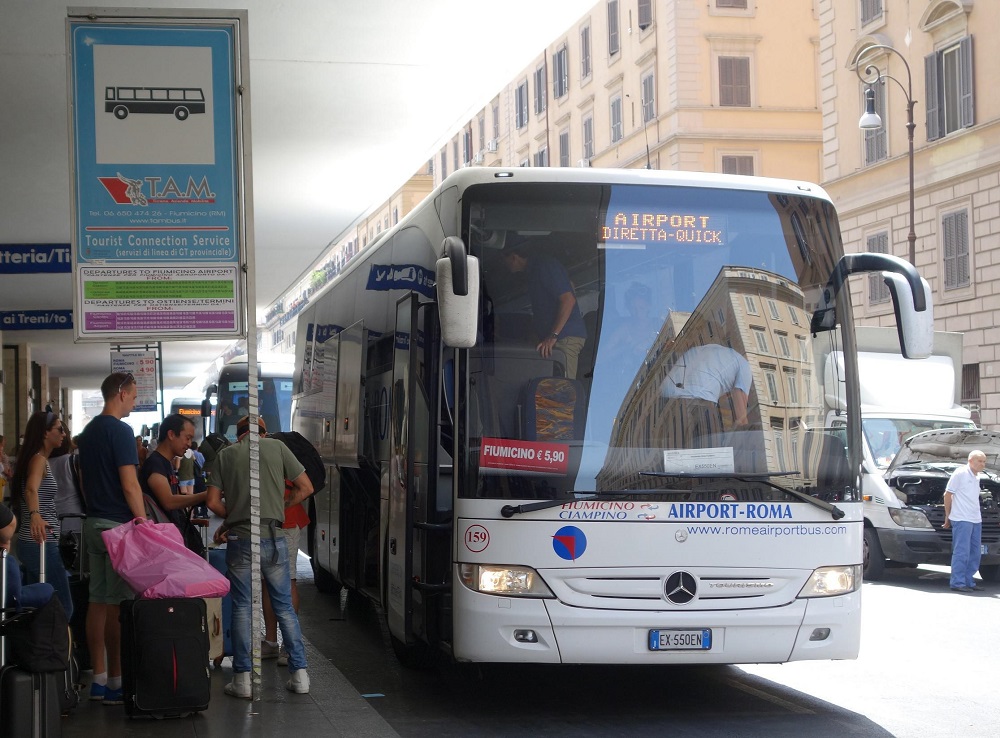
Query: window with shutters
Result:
<box><xmin>784</xmin><ymin>369</ymin><xmax>799</xmax><ymax>404</ymax></box>
<box><xmin>638</xmin><ymin>0</ymin><xmax>652</xmax><ymax>30</ymax></box>
<box><xmin>610</xmin><ymin>95</ymin><xmax>623</xmax><ymax>143</ymax></box>
<box><xmin>722</xmin><ymin>155</ymin><xmax>754</xmax><ymax>175</ymax></box>
<box><xmin>515</xmin><ymin>80</ymin><xmax>528</xmax><ymax>129</ymax></box>
<box><xmin>867</xmin><ymin>231</ymin><xmax>891</xmax><ymax>304</ymax></box>
<box><xmin>641</xmin><ymin>70</ymin><xmax>655</xmax><ymax>123</ymax></box>
<box><xmin>942</xmin><ymin>209</ymin><xmax>970</xmax><ymax>291</ymax></box>
<box><xmin>463</xmin><ymin>130</ymin><xmax>473</xmax><ymax>164</ymax></box>
<box><xmin>752</xmin><ymin>326</ymin><xmax>769</xmax><ymax>353</ymax></box>
<box><xmin>962</xmin><ymin>364</ymin><xmax>981</xmax><ymax>425</ymax></box>
<box><xmin>859</xmin><ymin>0</ymin><xmax>883</xmax><ymax>26</ymax></box>
<box><xmin>559</xmin><ymin>130</ymin><xmax>570</xmax><ymax>167</ymax></box>
<box><xmin>553</xmin><ymin>46</ymin><xmax>569</xmax><ymax>99</ymax></box>
<box><xmin>863</xmin><ymin>78</ymin><xmax>888</xmax><ymax>165</ymax></box>
<box><xmin>581</xmin><ymin>25</ymin><xmax>592</xmax><ymax>79</ymax></box>
<box><xmin>453</xmin><ymin>140</ymin><xmax>459</xmax><ymax>172</ymax></box>
<box><xmin>440</xmin><ymin>151</ymin><xmax>447</xmax><ymax>180</ymax></box>
<box><xmin>763</xmin><ymin>366</ymin><xmax>779</xmax><ymax>404</ymax></box>
<box><xmin>925</xmin><ymin>37</ymin><xmax>974</xmax><ymax>141</ymax></box>
<box><xmin>492</xmin><ymin>102</ymin><xmax>500</xmax><ymax>139</ymax></box>
<box><xmin>533</xmin><ymin>146</ymin><xmax>548</xmax><ymax>167</ymax></box>
<box><xmin>607</xmin><ymin>1</ymin><xmax>620</xmax><ymax>57</ymax></box>
<box><xmin>719</xmin><ymin>56</ymin><xmax>751</xmax><ymax>106</ymax></box>
<box><xmin>534</xmin><ymin>65</ymin><xmax>546</xmax><ymax>115</ymax></box>
<box><xmin>582</xmin><ymin>115</ymin><xmax>594</xmax><ymax>158</ymax></box>
<box><xmin>773</xmin><ymin>424</ymin><xmax>787</xmax><ymax>470</ymax></box>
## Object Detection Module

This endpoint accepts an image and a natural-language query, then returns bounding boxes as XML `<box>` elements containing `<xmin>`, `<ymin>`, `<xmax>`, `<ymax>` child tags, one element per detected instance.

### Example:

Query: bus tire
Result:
<box><xmin>863</xmin><ymin>527</ymin><xmax>885</xmax><ymax>581</ymax></box>
<box><xmin>113</xmin><ymin>105</ymin><xmax>129</xmax><ymax>119</ymax></box>
<box><xmin>390</xmin><ymin>634</ymin><xmax>433</xmax><ymax>670</ymax></box>
<box><xmin>174</xmin><ymin>106</ymin><xmax>190</xmax><ymax>120</ymax></box>
<box><xmin>311</xmin><ymin>556</ymin><xmax>342</xmax><ymax>596</ymax></box>
<box><xmin>978</xmin><ymin>564</ymin><xmax>1000</xmax><ymax>582</ymax></box>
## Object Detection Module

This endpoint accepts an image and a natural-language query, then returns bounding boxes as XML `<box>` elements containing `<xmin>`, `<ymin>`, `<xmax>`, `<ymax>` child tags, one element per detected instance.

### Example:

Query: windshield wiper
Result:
<box><xmin>500</xmin><ymin>490</ymin><xmax>687</xmax><ymax>518</ymax></box>
<box><xmin>640</xmin><ymin>471</ymin><xmax>846</xmax><ymax>520</ymax></box>
<box><xmin>641</xmin><ymin>471</ymin><xmax>799</xmax><ymax>479</ymax></box>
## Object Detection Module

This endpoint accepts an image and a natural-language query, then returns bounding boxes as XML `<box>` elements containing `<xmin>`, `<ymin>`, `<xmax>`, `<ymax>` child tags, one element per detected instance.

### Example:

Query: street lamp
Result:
<box><xmin>854</xmin><ymin>44</ymin><xmax>917</xmax><ymax>265</ymax></box>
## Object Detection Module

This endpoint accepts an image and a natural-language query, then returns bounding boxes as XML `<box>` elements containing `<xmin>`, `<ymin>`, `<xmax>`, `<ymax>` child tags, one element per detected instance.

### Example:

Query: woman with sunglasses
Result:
<box><xmin>10</xmin><ymin>410</ymin><xmax>74</xmax><ymax>619</ymax></box>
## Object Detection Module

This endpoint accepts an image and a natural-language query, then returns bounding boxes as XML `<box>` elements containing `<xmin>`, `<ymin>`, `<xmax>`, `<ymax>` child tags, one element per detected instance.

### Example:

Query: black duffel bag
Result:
<box><xmin>3</xmin><ymin>594</ymin><xmax>71</xmax><ymax>672</ymax></box>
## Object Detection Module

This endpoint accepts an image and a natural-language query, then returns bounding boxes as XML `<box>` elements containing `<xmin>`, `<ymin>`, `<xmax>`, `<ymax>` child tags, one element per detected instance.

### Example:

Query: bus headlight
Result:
<box><xmin>459</xmin><ymin>564</ymin><xmax>554</xmax><ymax>598</ymax></box>
<box><xmin>797</xmin><ymin>565</ymin><xmax>861</xmax><ymax>598</ymax></box>
<box><xmin>888</xmin><ymin>507</ymin><xmax>933</xmax><ymax>529</ymax></box>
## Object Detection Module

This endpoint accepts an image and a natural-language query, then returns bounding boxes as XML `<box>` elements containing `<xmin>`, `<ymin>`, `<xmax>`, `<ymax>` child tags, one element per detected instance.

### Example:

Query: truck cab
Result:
<box><xmin>825</xmin><ymin>327</ymin><xmax>979</xmax><ymax>579</ymax></box>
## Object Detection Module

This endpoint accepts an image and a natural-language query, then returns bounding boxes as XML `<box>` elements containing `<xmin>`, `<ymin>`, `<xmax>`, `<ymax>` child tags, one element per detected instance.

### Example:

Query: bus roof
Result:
<box><xmin>436</xmin><ymin>166</ymin><xmax>833</xmax><ymax>202</ymax></box>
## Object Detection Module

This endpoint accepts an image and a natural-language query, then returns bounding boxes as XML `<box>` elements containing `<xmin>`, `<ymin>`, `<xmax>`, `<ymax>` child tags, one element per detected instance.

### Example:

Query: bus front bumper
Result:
<box><xmin>452</xmin><ymin>587</ymin><xmax>861</xmax><ymax>664</ymax></box>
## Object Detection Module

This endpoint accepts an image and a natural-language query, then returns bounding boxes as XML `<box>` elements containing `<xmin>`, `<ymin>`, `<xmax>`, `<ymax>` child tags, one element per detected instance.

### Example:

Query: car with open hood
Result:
<box><xmin>882</xmin><ymin>427</ymin><xmax>1000</xmax><ymax>581</ymax></box>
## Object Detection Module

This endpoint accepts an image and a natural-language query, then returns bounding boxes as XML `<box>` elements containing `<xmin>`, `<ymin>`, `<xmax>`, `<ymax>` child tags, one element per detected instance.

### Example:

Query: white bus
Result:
<box><xmin>202</xmin><ymin>356</ymin><xmax>294</xmax><ymax>443</ymax></box>
<box><xmin>294</xmin><ymin>167</ymin><xmax>932</xmax><ymax>665</ymax></box>
<box><xmin>169</xmin><ymin>397</ymin><xmax>208</xmax><ymax>444</ymax></box>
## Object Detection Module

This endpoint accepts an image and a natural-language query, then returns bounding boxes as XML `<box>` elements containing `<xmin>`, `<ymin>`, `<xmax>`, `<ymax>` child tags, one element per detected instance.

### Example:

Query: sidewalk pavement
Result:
<box><xmin>60</xmin><ymin>633</ymin><xmax>400</xmax><ymax>738</ymax></box>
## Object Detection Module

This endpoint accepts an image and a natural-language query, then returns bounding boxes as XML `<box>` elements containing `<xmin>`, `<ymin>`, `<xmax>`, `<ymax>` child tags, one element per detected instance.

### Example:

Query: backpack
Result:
<box><xmin>199</xmin><ymin>432</ymin><xmax>230</xmax><ymax>473</ymax></box>
<box><xmin>268</xmin><ymin>431</ymin><xmax>326</xmax><ymax>492</ymax></box>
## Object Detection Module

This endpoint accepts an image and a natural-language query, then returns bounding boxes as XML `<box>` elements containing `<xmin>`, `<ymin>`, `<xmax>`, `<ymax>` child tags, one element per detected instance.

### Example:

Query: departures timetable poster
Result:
<box><xmin>67</xmin><ymin>10</ymin><xmax>249</xmax><ymax>340</ymax></box>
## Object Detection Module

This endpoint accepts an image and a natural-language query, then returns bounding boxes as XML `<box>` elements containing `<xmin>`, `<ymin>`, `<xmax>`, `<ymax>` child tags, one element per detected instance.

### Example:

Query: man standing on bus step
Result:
<box><xmin>943</xmin><ymin>449</ymin><xmax>986</xmax><ymax>592</ymax></box>
<box><xmin>501</xmin><ymin>235</ymin><xmax>588</xmax><ymax>379</ymax></box>
<box><xmin>76</xmin><ymin>371</ymin><xmax>146</xmax><ymax>705</ymax></box>
<box><xmin>206</xmin><ymin>414</ymin><xmax>314</xmax><ymax>697</ymax></box>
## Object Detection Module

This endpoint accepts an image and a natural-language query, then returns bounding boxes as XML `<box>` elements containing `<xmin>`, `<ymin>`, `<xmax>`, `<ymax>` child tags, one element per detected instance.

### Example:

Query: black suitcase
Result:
<box><xmin>120</xmin><ymin>597</ymin><xmax>211</xmax><ymax>718</ymax></box>
<box><xmin>1</xmin><ymin>548</ymin><xmax>62</xmax><ymax>737</ymax></box>
<box><xmin>0</xmin><ymin>668</ymin><xmax>62</xmax><ymax>737</ymax></box>
<box><xmin>59</xmin><ymin>512</ymin><xmax>91</xmax><ymax>672</ymax></box>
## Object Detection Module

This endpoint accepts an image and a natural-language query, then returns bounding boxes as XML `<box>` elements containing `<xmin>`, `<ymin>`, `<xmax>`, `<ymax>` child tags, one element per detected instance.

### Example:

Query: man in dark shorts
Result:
<box><xmin>76</xmin><ymin>371</ymin><xmax>146</xmax><ymax>705</ymax></box>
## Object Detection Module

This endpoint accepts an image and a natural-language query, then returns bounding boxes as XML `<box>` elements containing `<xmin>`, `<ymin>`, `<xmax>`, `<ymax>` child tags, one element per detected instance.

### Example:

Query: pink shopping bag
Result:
<box><xmin>101</xmin><ymin>519</ymin><xmax>230</xmax><ymax>599</ymax></box>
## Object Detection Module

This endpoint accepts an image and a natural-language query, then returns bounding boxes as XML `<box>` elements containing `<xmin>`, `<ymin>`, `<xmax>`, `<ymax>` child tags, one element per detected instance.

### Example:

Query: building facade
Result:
<box><xmin>436</xmin><ymin>0</ymin><xmax>823</xmax><ymax>184</ymax></box>
<box><xmin>821</xmin><ymin>0</ymin><xmax>1000</xmax><ymax>427</ymax></box>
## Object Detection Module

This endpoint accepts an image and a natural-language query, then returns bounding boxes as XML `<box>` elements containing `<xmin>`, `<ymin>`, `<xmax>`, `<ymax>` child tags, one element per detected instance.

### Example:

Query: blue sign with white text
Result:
<box><xmin>70</xmin><ymin>22</ymin><xmax>239</xmax><ymax>264</ymax></box>
<box><xmin>366</xmin><ymin>264</ymin><xmax>435</xmax><ymax>298</ymax></box>
<box><xmin>0</xmin><ymin>245</ymin><xmax>72</xmax><ymax>274</ymax></box>
<box><xmin>0</xmin><ymin>311</ymin><xmax>74</xmax><ymax>330</ymax></box>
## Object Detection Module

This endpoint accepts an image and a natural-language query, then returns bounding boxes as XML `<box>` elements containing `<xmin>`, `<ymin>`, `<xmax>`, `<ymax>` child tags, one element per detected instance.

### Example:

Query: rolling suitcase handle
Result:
<box><xmin>1</xmin><ymin>548</ymin><xmax>7</xmax><ymax>666</ymax></box>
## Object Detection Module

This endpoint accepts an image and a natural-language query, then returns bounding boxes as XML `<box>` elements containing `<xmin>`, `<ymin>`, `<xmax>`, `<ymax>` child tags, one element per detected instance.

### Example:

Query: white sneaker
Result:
<box><xmin>277</xmin><ymin>645</ymin><xmax>288</xmax><ymax>667</ymax></box>
<box><xmin>224</xmin><ymin>671</ymin><xmax>252</xmax><ymax>699</ymax></box>
<box><xmin>286</xmin><ymin>669</ymin><xmax>310</xmax><ymax>694</ymax></box>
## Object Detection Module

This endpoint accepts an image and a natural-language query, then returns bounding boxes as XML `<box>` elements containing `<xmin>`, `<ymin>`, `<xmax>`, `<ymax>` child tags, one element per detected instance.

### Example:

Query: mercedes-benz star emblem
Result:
<box><xmin>664</xmin><ymin>571</ymin><xmax>697</xmax><ymax>605</ymax></box>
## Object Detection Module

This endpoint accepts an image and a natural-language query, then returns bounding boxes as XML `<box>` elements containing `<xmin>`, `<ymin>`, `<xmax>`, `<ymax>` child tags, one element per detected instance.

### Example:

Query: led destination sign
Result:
<box><xmin>600</xmin><ymin>211</ymin><xmax>727</xmax><ymax>247</ymax></box>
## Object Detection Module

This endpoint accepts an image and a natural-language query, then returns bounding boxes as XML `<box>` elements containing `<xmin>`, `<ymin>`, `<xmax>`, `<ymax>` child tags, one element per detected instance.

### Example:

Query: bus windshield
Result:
<box><xmin>214</xmin><ymin>367</ymin><xmax>293</xmax><ymax>442</ymax></box>
<box><xmin>462</xmin><ymin>182</ymin><xmax>851</xmax><ymax>503</ymax></box>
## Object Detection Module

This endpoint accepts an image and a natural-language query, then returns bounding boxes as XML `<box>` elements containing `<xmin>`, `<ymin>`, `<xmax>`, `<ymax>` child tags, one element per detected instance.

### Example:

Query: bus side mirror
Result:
<box><xmin>436</xmin><ymin>237</ymin><xmax>479</xmax><ymax>348</ymax></box>
<box><xmin>883</xmin><ymin>272</ymin><xmax>933</xmax><ymax>359</ymax></box>
<box><xmin>201</xmin><ymin>399</ymin><xmax>213</xmax><ymax>418</ymax></box>
<box><xmin>811</xmin><ymin>253</ymin><xmax>933</xmax><ymax>359</ymax></box>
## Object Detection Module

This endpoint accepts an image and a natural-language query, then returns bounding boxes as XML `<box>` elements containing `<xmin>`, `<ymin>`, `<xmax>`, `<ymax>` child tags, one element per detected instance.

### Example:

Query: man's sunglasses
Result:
<box><xmin>118</xmin><ymin>372</ymin><xmax>135</xmax><ymax>394</ymax></box>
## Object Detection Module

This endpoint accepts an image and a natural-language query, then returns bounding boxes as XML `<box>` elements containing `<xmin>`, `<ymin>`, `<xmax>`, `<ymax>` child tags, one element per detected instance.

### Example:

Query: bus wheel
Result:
<box><xmin>978</xmin><ymin>564</ymin><xmax>1000</xmax><ymax>582</ymax></box>
<box><xmin>113</xmin><ymin>106</ymin><xmax>129</xmax><ymax>119</ymax></box>
<box><xmin>310</xmin><ymin>556</ymin><xmax>342</xmax><ymax>596</ymax></box>
<box><xmin>390</xmin><ymin>634</ymin><xmax>433</xmax><ymax>670</ymax></box>
<box><xmin>174</xmin><ymin>106</ymin><xmax>189</xmax><ymax>120</ymax></box>
<box><xmin>863</xmin><ymin>527</ymin><xmax>885</xmax><ymax>581</ymax></box>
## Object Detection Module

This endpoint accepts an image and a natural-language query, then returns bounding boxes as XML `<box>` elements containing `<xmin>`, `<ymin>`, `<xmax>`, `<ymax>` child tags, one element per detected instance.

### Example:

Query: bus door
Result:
<box><xmin>386</xmin><ymin>294</ymin><xmax>450</xmax><ymax>652</ymax></box>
